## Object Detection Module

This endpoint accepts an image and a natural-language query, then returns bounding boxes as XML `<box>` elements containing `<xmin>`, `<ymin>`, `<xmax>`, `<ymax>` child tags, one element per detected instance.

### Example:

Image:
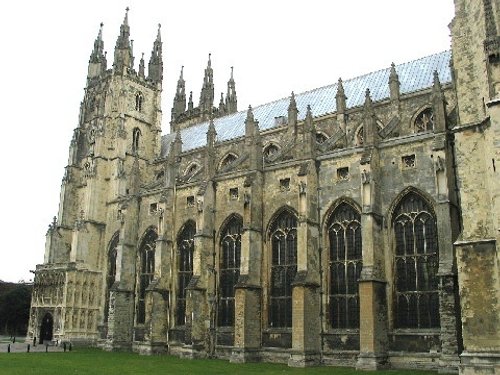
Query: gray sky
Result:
<box><xmin>0</xmin><ymin>0</ymin><xmax>455</xmax><ymax>282</ymax></box>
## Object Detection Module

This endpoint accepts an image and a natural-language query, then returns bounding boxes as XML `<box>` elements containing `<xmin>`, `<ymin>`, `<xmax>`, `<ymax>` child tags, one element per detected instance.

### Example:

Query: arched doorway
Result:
<box><xmin>39</xmin><ymin>312</ymin><xmax>53</xmax><ymax>344</ymax></box>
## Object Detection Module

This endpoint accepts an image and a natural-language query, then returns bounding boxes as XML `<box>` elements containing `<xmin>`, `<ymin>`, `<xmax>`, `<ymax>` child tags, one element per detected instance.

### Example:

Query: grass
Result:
<box><xmin>0</xmin><ymin>348</ymin><xmax>438</xmax><ymax>375</ymax></box>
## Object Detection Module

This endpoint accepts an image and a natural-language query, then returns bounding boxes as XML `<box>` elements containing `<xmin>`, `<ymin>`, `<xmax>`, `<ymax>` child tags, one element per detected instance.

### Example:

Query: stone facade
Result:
<box><xmin>28</xmin><ymin>2</ymin><xmax>500</xmax><ymax>374</ymax></box>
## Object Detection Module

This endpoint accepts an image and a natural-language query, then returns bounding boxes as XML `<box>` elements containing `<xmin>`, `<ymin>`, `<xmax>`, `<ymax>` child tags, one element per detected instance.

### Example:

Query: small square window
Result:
<box><xmin>280</xmin><ymin>178</ymin><xmax>291</xmax><ymax>192</ymax></box>
<box><xmin>402</xmin><ymin>154</ymin><xmax>416</xmax><ymax>168</ymax></box>
<box><xmin>187</xmin><ymin>196</ymin><xmax>195</xmax><ymax>207</ymax></box>
<box><xmin>337</xmin><ymin>167</ymin><xmax>349</xmax><ymax>181</ymax></box>
<box><xmin>149</xmin><ymin>203</ymin><xmax>158</xmax><ymax>214</ymax></box>
<box><xmin>229</xmin><ymin>188</ymin><xmax>239</xmax><ymax>200</ymax></box>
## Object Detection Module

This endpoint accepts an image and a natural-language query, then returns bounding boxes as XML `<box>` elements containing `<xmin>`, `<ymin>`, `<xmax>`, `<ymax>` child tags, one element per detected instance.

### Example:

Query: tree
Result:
<box><xmin>0</xmin><ymin>283</ymin><xmax>32</xmax><ymax>336</ymax></box>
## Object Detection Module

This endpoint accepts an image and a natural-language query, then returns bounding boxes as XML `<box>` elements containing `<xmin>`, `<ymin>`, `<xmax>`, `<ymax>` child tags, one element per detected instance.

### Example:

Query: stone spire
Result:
<box><xmin>199</xmin><ymin>53</ymin><xmax>215</xmax><ymax>113</ymax></box>
<box><xmin>389</xmin><ymin>63</ymin><xmax>400</xmax><ymax>102</ymax></box>
<box><xmin>172</xmin><ymin>66</ymin><xmax>186</xmax><ymax>121</ymax></box>
<box><xmin>113</xmin><ymin>7</ymin><xmax>134</xmax><ymax>74</ymax></box>
<box><xmin>225</xmin><ymin>67</ymin><xmax>238</xmax><ymax>114</ymax></box>
<box><xmin>88</xmin><ymin>23</ymin><xmax>107</xmax><ymax>79</ymax></box>
<box><xmin>148</xmin><ymin>23</ymin><xmax>163</xmax><ymax>84</ymax></box>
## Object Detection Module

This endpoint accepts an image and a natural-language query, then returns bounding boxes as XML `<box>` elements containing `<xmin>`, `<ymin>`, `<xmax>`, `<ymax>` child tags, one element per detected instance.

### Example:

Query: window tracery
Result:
<box><xmin>136</xmin><ymin>229</ymin><xmax>157</xmax><ymax>324</ymax></box>
<box><xmin>327</xmin><ymin>203</ymin><xmax>362</xmax><ymax>329</ymax></box>
<box><xmin>218</xmin><ymin>216</ymin><xmax>242</xmax><ymax>326</ymax></box>
<box><xmin>393</xmin><ymin>192</ymin><xmax>439</xmax><ymax>329</ymax></box>
<box><xmin>269</xmin><ymin>210</ymin><xmax>297</xmax><ymax>328</ymax></box>
<box><xmin>176</xmin><ymin>221</ymin><xmax>195</xmax><ymax>326</ymax></box>
<box><xmin>414</xmin><ymin>108</ymin><xmax>434</xmax><ymax>133</ymax></box>
<box><xmin>135</xmin><ymin>92</ymin><xmax>144</xmax><ymax>111</ymax></box>
<box><xmin>132</xmin><ymin>127</ymin><xmax>141</xmax><ymax>154</ymax></box>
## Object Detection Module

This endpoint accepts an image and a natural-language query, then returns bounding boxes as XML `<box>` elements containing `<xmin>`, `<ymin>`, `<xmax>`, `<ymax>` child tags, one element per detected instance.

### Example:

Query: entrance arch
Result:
<box><xmin>39</xmin><ymin>312</ymin><xmax>53</xmax><ymax>344</ymax></box>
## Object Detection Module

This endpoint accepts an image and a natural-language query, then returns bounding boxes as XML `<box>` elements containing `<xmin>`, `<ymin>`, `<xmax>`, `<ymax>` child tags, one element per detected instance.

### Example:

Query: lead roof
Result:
<box><xmin>160</xmin><ymin>50</ymin><xmax>452</xmax><ymax>157</ymax></box>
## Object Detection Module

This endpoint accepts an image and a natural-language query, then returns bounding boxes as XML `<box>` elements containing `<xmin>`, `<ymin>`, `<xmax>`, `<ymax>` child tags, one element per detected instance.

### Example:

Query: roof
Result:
<box><xmin>160</xmin><ymin>50</ymin><xmax>452</xmax><ymax>156</ymax></box>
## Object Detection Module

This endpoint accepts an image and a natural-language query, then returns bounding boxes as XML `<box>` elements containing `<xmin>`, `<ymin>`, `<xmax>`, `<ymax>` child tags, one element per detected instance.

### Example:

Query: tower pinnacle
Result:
<box><xmin>113</xmin><ymin>7</ymin><xmax>134</xmax><ymax>74</ymax></box>
<box><xmin>148</xmin><ymin>23</ymin><xmax>163</xmax><ymax>83</ymax></box>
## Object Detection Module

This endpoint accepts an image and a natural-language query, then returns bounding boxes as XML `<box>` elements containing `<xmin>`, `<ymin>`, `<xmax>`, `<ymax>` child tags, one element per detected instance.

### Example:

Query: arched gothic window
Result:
<box><xmin>269</xmin><ymin>210</ymin><xmax>297</xmax><ymax>328</ymax></box>
<box><xmin>393</xmin><ymin>192</ymin><xmax>439</xmax><ymax>329</ymax></box>
<box><xmin>132</xmin><ymin>127</ymin><xmax>141</xmax><ymax>154</ymax></box>
<box><xmin>316</xmin><ymin>132</ymin><xmax>328</xmax><ymax>144</ymax></box>
<box><xmin>219</xmin><ymin>153</ymin><xmax>238</xmax><ymax>170</ymax></box>
<box><xmin>176</xmin><ymin>221</ymin><xmax>195</xmax><ymax>326</ymax></box>
<box><xmin>104</xmin><ymin>233</ymin><xmax>119</xmax><ymax>322</ymax></box>
<box><xmin>327</xmin><ymin>203</ymin><xmax>362</xmax><ymax>329</ymax></box>
<box><xmin>414</xmin><ymin>108</ymin><xmax>434</xmax><ymax>133</ymax></box>
<box><xmin>218</xmin><ymin>216</ymin><xmax>242</xmax><ymax>326</ymax></box>
<box><xmin>136</xmin><ymin>229</ymin><xmax>157</xmax><ymax>324</ymax></box>
<box><xmin>263</xmin><ymin>144</ymin><xmax>279</xmax><ymax>160</ymax></box>
<box><xmin>135</xmin><ymin>92</ymin><xmax>143</xmax><ymax>111</ymax></box>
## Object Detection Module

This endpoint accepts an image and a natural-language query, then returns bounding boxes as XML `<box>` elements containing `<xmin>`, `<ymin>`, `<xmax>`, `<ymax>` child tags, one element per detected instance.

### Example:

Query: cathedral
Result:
<box><xmin>28</xmin><ymin>1</ymin><xmax>500</xmax><ymax>374</ymax></box>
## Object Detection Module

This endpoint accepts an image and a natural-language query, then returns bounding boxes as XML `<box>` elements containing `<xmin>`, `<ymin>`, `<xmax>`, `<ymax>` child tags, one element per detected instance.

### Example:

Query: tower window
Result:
<box><xmin>135</xmin><ymin>92</ymin><xmax>144</xmax><ymax>111</ymax></box>
<box><xmin>132</xmin><ymin>128</ymin><xmax>141</xmax><ymax>154</ymax></box>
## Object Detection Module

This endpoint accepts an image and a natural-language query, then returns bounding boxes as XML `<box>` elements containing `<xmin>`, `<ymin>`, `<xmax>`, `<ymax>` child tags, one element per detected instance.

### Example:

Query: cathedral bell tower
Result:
<box><xmin>32</xmin><ymin>9</ymin><xmax>164</xmax><ymax>346</ymax></box>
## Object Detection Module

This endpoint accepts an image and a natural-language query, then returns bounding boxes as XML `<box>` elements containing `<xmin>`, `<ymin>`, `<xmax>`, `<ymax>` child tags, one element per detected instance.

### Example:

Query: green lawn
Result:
<box><xmin>0</xmin><ymin>348</ymin><xmax>437</xmax><ymax>375</ymax></box>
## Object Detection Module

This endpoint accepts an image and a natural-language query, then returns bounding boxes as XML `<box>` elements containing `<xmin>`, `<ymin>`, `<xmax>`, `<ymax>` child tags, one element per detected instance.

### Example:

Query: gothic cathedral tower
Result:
<box><xmin>28</xmin><ymin>9</ymin><xmax>163</xmax><ymax>345</ymax></box>
<box><xmin>450</xmin><ymin>0</ymin><xmax>500</xmax><ymax>373</ymax></box>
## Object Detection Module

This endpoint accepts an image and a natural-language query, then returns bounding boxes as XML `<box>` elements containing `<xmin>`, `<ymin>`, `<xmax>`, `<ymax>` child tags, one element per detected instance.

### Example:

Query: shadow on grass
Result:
<box><xmin>0</xmin><ymin>348</ymin><xmax>439</xmax><ymax>375</ymax></box>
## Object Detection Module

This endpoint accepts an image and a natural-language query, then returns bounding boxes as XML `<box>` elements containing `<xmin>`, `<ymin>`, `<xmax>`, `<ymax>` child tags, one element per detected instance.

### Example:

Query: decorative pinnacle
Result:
<box><xmin>124</xmin><ymin>7</ymin><xmax>130</xmax><ymax>25</ymax></box>
<box><xmin>208</xmin><ymin>53</ymin><xmax>212</xmax><ymax>67</ymax></box>
<box><xmin>180</xmin><ymin>65</ymin><xmax>184</xmax><ymax>79</ymax></box>
<box><xmin>230</xmin><ymin>66</ymin><xmax>234</xmax><ymax>79</ymax></box>
<box><xmin>156</xmin><ymin>23</ymin><xmax>161</xmax><ymax>40</ymax></box>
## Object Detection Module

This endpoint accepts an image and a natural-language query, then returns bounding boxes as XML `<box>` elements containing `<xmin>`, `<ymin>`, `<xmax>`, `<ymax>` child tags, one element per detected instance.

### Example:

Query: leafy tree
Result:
<box><xmin>0</xmin><ymin>283</ymin><xmax>32</xmax><ymax>336</ymax></box>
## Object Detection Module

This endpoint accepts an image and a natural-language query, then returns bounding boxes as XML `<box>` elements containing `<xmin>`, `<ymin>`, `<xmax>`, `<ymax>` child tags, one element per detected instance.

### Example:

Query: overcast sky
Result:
<box><xmin>0</xmin><ymin>1</ymin><xmax>454</xmax><ymax>283</ymax></box>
